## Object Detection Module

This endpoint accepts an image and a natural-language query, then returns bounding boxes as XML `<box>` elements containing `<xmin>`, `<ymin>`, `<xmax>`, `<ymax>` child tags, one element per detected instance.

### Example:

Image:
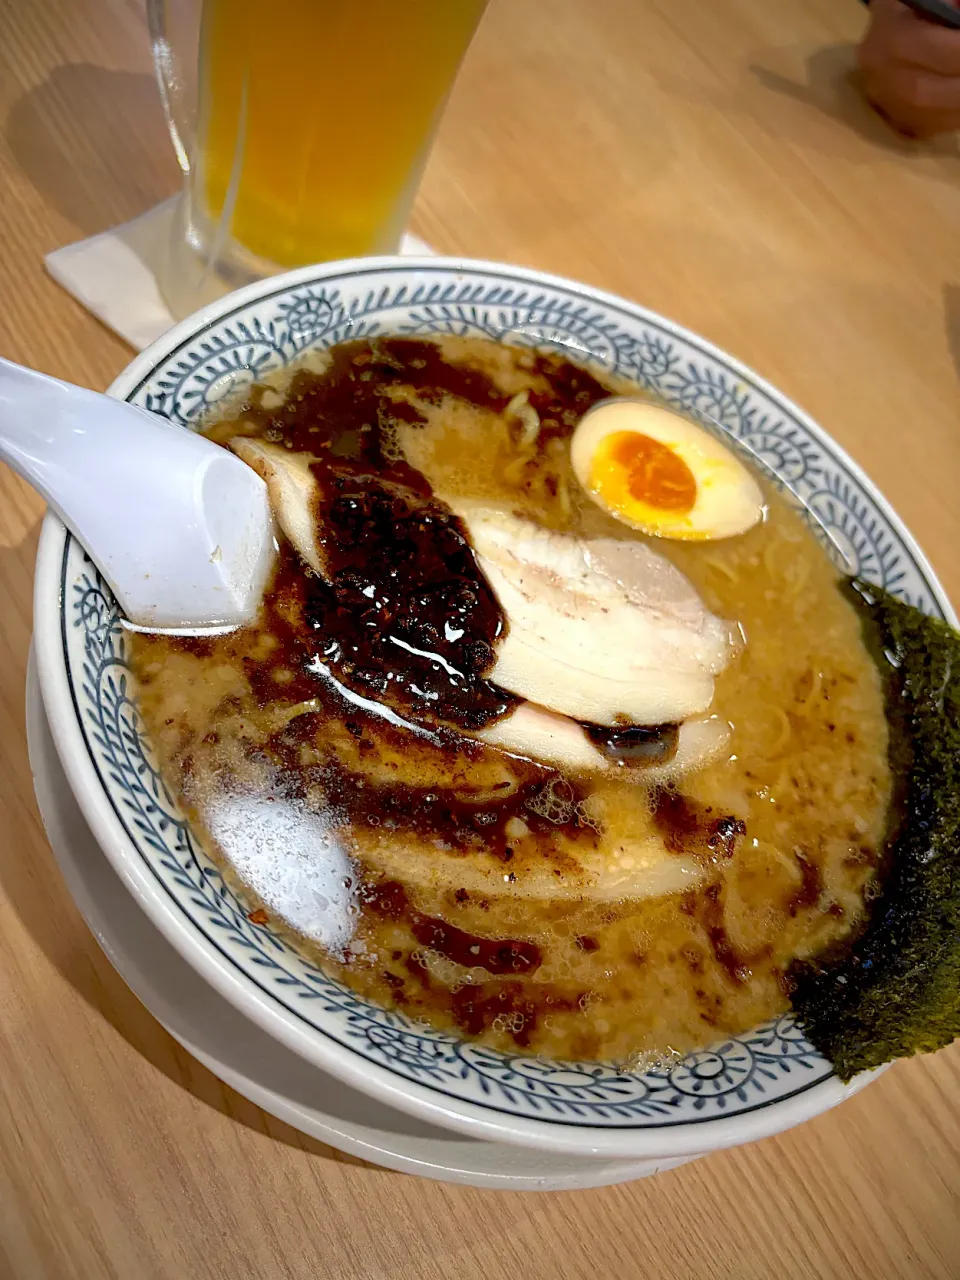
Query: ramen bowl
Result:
<box><xmin>32</xmin><ymin>257</ymin><xmax>952</xmax><ymax>1161</ymax></box>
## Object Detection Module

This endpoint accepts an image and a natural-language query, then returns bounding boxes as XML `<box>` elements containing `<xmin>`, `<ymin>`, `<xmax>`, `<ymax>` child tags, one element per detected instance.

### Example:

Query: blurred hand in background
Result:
<box><xmin>860</xmin><ymin>0</ymin><xmax>960</xmax><ymax>136</ymax></box>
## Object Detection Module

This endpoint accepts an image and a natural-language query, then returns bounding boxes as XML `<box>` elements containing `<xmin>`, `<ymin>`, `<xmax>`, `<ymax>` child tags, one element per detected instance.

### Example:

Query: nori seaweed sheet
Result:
<box><xmin>789</xmin><ymin>578</ymin><xmax>960</xmax><ymax>1081</ymax></box>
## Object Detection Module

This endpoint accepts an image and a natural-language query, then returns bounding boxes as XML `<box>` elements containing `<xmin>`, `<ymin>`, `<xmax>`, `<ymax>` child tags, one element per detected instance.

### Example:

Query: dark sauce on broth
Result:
<box><xmin>585</xmin><ymin>722</ymin><xmax>680</xmax><ymax>766</ymax></box>
<box><xmin>304</xmin><ymin>469</ymin><xmax>512</xmax><ymax>730</ymax></box>
<box><xmin>134</xmin><ymin>335</ymin><xmax>890</xmax><ymax>1064</ymax></box>
<box><xmin>228</xmin><ymin>338</ymin><xmax>608</xmax><ymax>733</ymax></box>
<box><xmin>178</xmin><ymin>546</ymin><xmax>596</xmax><ymax>860</ymax></box>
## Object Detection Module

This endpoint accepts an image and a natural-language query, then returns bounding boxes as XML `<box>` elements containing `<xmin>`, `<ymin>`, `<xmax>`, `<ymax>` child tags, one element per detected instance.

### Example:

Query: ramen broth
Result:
<box><xmin>129</xmin><ymin>337</ymin><xmax>890</xmax><ymax>1065</ymax></box>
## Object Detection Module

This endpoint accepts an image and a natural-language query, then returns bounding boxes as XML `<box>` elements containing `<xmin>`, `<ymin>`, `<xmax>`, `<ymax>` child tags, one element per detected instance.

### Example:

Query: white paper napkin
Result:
<box><xmin>45</xmin><ymin>197</ymin><xmax>434</xmax><ymax>353</ymax></box>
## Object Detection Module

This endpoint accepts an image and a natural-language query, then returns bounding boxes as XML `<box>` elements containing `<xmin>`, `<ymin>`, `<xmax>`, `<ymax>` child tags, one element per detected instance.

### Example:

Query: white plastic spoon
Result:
<box><xmin>0</xmin><ymin>356</ymin><xmax>276</xmax><ymax>634</ymax></box>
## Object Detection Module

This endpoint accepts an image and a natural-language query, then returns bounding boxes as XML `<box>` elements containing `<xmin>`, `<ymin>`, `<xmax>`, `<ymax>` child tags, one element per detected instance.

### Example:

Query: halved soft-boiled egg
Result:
<box><xmin>570</xmin><ymin>398</ymin><xmax>765</xmax><ymax>540</ymax></box>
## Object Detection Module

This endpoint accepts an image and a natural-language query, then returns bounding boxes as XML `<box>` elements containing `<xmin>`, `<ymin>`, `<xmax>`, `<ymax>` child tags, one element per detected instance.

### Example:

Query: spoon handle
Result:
<box><xmin>0</xmin><ymin>357</ymin><xmax>274</xmax><ymax>632</ymax></box>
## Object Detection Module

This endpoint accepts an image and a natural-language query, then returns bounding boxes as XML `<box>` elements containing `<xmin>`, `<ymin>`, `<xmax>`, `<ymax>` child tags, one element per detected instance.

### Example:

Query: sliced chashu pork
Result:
<box><xmin>477</xmin><ymin>702</ymin><xmax>731</xmax><ymax>779</ymax></box>
<box><xmin>229</xmin><ymin>438</ymin><xmax>328</xmax><ymax>577</ymax></box>
<box><xmin>228</xmin><ymin>437</ymin><xmax>734</xmax><ymax>742</ymax></box>
<box><xmin>457</xmin><ymin>502</ymin><xmax>733</xmax><ymax>726</ymax></box>
<box><xmin>351</xmin><ymin>821</ymin><xmax>709</xmax><ymax>903</ymax></box>
<box><xmin>196</xmin><ymin>784</ymin><xmax>710</xmax><ymax>914</ymax></box>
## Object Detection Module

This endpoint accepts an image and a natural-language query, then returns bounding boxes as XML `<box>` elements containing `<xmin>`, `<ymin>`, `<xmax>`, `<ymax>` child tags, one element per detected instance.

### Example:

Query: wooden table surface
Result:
<box><xmin>1</xmin><ymin>1</ymin><xmax>958</xmax><ymax>1276</ymax></box>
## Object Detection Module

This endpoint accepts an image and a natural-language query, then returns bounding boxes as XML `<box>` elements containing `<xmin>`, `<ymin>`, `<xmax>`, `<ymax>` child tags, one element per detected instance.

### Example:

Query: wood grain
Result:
<box><xmin>0</xmin><ymin>1</ymin><xmax>958</xmax><ymax>1277</ymax></box>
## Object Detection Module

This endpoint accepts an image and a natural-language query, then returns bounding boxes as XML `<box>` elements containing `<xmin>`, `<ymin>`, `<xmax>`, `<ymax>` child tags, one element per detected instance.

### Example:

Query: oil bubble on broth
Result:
<box><xmin>129</xmin><ymin>336</ymin><xmax>890</xmax><ymax>1066</ymax></box>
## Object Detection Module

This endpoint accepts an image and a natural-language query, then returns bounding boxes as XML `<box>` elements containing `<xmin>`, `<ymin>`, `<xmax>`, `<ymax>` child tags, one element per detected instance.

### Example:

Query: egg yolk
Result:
<box><xmin>595</xmin><ymin>431</ymin><xmax>697</xmax><ymax>513</ymax></box>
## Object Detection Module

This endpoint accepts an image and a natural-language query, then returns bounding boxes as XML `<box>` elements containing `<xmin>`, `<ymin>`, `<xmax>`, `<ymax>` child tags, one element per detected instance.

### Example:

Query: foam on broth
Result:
<box><xmin>129</xmin><ymin>337</ymin><xmax>890</xmax><ymax>1066</ymax></box>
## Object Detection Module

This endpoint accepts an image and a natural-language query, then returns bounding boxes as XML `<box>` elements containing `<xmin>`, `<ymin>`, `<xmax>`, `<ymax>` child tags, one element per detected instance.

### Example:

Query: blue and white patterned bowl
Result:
<box><xmin>32</xmin><ymin>258</ymin><xmax>954</xmax><ymax>1159</ymax></box>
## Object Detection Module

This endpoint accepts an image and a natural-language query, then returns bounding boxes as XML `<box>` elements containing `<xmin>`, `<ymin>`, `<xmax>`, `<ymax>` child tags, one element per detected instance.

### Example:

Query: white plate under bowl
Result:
<box><xmin>33</xmin><ymin>255</ymin><xmax>948</xmax><ymax>1159</ymax></box>
<box><xmin>25</xmin><ymin>651</ymin><xmax>694</xmax><ymax>1191</ymax></box>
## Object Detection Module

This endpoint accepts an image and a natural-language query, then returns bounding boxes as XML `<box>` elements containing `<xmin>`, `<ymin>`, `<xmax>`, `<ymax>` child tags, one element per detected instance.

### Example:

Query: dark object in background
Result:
<box><xmin>862</xmin><ymin>0</ymin><xmax>960</xmax><ymax>30</ymax></box>
<box><xmin>900</xmin><ymin>0</ymin><xmax>960</xmax><ymax>29</ymax></box>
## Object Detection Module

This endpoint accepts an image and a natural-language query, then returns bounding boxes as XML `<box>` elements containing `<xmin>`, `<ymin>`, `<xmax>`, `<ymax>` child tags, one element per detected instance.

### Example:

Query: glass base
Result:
<box><xmin>157</xmin><ymin>192</ymin><xmax>408</xmax><ymax>323</ymax></box>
